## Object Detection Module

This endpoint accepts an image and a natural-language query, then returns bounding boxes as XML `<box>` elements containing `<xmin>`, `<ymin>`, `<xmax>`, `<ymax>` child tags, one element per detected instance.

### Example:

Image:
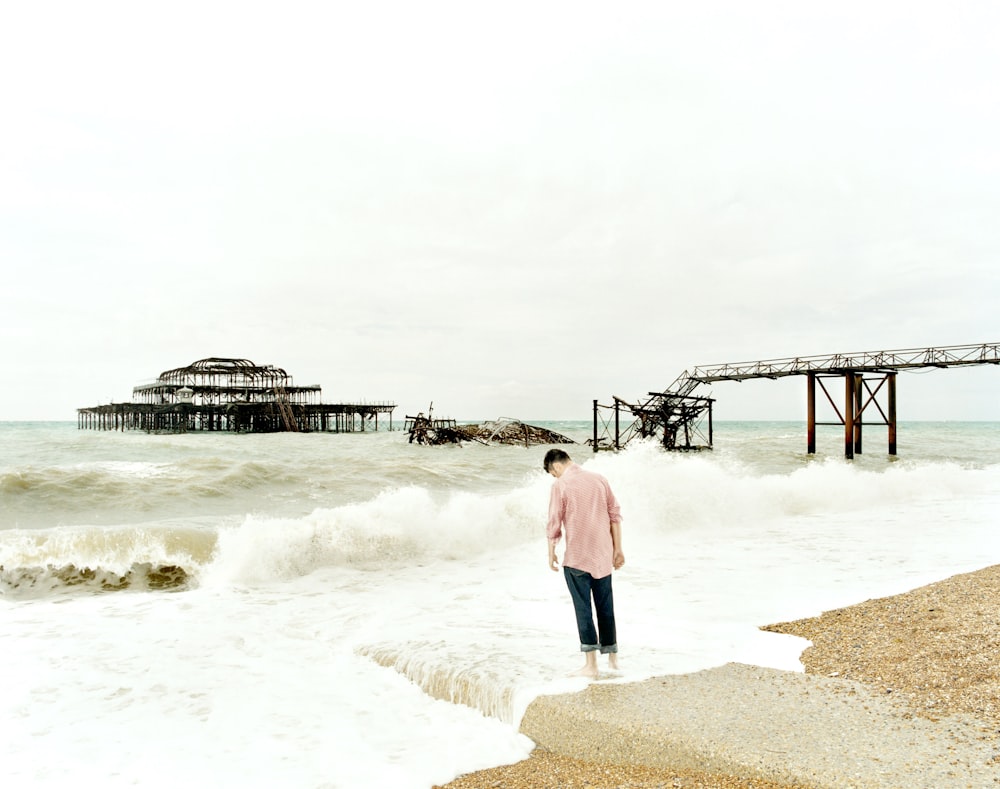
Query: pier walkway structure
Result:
<box><xmin>594</xmin><ymin>342</ymin><xmax>1000</xmax><ymax>457</ymax></box>
<box><xmin>78</xmin><ymin>357</ymin><xmax>396</xmax><ymax>433</ymax></box>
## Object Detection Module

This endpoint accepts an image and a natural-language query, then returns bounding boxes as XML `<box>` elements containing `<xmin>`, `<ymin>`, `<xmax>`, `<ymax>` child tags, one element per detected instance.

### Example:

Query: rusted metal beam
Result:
<box><xmin>888</xmin><ymin>373</ymin><xmax>898</xmax><ymax>455</ymax></box>
<box><xmin>854</xmin><ymin>373</ymin><xmax>863</xmax><ymax>455</ymax></box>
<box><xmin>844</xmin><ymin>374</ymin><xmax>855</xmax><ymax>459</ymax></box>
<box><xmin>858</xmin><ymin>376</ymin><xmax>889</xmax><ymax>423</ymax></box>
<box><xmin>593</xmin><ymin>399</ymin><xmax>599</xmax><ymax>453</ymax></box>
<box><xmin>807</xmin><ymin>372</ymin><xmax>816</xmax><ymax>454</ymax></box>
<box><xmin>689</xmin><ymin>342</ymin><xmax>1000</xmax><ymax>383</ymax></box>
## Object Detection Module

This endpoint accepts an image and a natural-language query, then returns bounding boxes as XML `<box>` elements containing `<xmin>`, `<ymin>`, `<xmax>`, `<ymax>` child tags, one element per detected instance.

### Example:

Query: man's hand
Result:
<box><xmin>548</xmin><ymin>542</ymin><xmax>560</xmax><ymax>572</ymax></box>
<box><xmin>611</xmin><ymin>521</ymin><xmax>624</xmax><ymax>570</ymax></box>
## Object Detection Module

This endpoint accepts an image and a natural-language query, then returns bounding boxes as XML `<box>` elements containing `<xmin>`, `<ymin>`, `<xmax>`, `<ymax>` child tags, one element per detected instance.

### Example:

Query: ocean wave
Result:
<box><xmin>0</xmin><ymin>562</ymin><xmax>191</xmax><ymax>598</ymax></box>
<box><xmin>0</xmin><ymin>457</ymin><xmax>322</xmax><ymax>529</ymax></box>
<box><xmin>201</xmin><ymin>481</ymin><xmax>549</xmax><ymax>585</ymax></box>
<box><xmin>0</xmin><ymin>523</ymin><xmax>216</xmax><ymax>599</ymax></box>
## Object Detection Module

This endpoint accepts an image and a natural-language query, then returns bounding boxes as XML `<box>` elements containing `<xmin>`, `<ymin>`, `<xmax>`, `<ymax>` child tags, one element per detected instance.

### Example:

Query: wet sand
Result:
<box><xmin>437</xmin><ymin>564</ymin><xmax>1000</xmax><ymax>788</ymax></box>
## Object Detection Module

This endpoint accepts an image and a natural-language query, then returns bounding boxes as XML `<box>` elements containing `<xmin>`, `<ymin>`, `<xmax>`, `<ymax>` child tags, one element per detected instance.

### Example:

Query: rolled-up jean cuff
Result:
<box><xmin>580</xmin><ymin>643</ymin><xmax>599</xmax><ymax>653</ymax></box>
<box><xmin>600</xmin><ymin>643</ymin><xmax>618</xmax><ymax>654</ymax></box>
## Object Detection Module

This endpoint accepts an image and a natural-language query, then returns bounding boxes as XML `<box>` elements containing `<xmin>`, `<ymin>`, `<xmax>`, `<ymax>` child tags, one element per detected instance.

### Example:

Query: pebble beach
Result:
<box><xmin>439</xmin><ymin>564</ymin><xmax>1000</xmax><ymax>789</ymax></box>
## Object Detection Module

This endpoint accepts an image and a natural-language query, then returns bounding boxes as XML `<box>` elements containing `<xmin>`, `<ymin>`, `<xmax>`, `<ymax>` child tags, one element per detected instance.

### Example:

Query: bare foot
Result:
<box><xmin>567</xmin><ymin>652</ymin><xmax>599</xmax><ymax>678</ymax></box>
<box><xmin>608</xmin><ymin>654</ymin><xmax>620</xmax><ymax>671</ymax></box>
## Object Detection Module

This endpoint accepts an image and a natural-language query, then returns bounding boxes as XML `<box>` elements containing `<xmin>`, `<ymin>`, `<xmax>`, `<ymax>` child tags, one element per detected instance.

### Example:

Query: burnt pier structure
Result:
<box><xmin>78</xmin><ymin>358</ymin><xmax>396</xmax><ymax>433</ymax></box>
<box><xmin>595</xmin><ymin>342</ymin><xmax>1000</xmax><ymax>457</ymax></box>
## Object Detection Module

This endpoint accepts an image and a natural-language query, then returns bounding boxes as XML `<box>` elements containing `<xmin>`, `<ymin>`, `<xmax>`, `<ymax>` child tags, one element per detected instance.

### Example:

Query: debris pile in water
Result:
<box><xmin>405</xmin><ymin>407</ymin><xmax>574</xmax><ymax>447</ymax></box>
<box><xmin>453</xmin><ymin>418</ymin><xmax>575</xmax><ymax>447</ymax></box>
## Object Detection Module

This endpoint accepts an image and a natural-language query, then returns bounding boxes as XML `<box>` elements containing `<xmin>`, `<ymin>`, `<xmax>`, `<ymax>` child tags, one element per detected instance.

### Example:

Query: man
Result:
<box><xmin>544</xmin><ymin>448</ymin><xmax>624</xmax><ymax>678</ymax></box>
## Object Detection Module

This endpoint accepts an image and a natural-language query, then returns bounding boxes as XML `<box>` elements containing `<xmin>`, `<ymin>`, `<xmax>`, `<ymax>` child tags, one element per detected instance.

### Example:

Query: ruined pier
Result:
<box><xmin>596</xmin><ymin>342</ymin><xmax>1000</xmax><ymax>457</ymax></box>
<box><xmin>77</xmin><ymin>357</ymin><xmax>396</xmax><ymax>433</ymax></box>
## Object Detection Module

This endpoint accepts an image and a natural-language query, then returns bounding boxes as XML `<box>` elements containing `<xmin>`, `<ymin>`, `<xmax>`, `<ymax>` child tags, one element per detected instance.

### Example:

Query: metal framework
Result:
<box><xmin>595</xmin><ymin>343</ymin><xmax>999</xmax><ymax>456</ymax></box>
<box><xmin>78</xmin><ymin>357</ymin><xmax>396</xmax><ymax>433</ymax></box>
<box><xmin>131</xmin><ymin>357</ymin><xmax>321</xmax><ymax>407</ymax></box>
<box><xmin>687</xmin><ymin>342</ymin><xmax>1000</xmax><ymax>382</ymax></box>
<box><xmin>591</xmin><ymin>376</ymin><xmax>715</xmax><ymax>452</ymax></box>
<box><xmin>805</xmin><ymin>371</ymin><xmax>897</xmax><ymax>458</ymax></box>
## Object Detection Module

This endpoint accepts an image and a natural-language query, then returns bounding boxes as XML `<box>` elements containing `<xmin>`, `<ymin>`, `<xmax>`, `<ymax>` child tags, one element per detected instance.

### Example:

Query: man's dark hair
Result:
<box><xmin>543</xmin><ymin>448</ymin><xmax>572</xmax><ymax>472</ymax></box>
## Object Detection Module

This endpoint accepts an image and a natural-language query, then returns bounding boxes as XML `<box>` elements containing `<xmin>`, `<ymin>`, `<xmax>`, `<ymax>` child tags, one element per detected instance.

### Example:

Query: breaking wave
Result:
<box><xmin>0</xmin><ymin>523</ymin><xmax>216</xmax><ymax>599</ymax></box>
<box><xmin>1</xmin><ymin>563</ymin><xmax>191</xmax><ymax>598</ymax></box>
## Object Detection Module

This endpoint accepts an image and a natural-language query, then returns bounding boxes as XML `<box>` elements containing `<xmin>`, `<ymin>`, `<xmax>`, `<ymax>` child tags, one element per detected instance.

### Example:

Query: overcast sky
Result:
<box><xmin>2</xmin><ymin>1</ymin><xmax>998</xmax><ymax>423</ymax></box>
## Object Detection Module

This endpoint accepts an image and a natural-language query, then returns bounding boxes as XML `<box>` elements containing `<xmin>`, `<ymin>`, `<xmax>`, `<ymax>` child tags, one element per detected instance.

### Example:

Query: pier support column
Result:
<box><xmin>806</xmin><ymin>373</ymin><xmax>816</xmax><ymax>454</ymax></box>
<box><xmin>888</xmin><ymin>372</ymin><xmax>897</xmax><ymax>455</ymax></box>
<box><xmin>844</xmin><ymin>373</ymin><xmax>855</xmax><ymax>459</ymax></box>
<box><xmin>592</xmin><ymin>400</ymin><xmax>599</xmax><ymax>453</ymax></box>
<box><xmin>853</xmin><ymin>373</ymin><xmax>863</xmax><ymax>455</ymax></box>
<box><xmin>614</xmin><ymin>399</ymin><xmax>621</xmax><ymax>450</ymax></box>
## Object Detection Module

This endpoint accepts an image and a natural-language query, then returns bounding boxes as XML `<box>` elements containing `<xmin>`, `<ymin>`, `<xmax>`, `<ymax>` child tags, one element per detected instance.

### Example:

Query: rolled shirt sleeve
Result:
<box><xmin>605</xmin><ymin>482</ymin><xmax>621</xmax><ymax>525</ymax></box>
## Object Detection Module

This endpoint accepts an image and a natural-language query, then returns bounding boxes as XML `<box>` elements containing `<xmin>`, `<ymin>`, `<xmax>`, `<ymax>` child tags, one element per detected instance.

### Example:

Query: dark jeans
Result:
<box><xmin>563</xmin><ymin>566</ymin><xmax>617</xmax><ymax>653</ymax></box>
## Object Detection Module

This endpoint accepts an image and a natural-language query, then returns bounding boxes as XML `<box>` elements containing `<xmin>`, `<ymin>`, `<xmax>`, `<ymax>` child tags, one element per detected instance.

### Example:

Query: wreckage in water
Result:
<box><xmin>77</xmin><ymin>357</ymin><xmax>396</xmax><ymax>433</ymax></box>
<box><xmin>405</xmin><ymin>410</ymin><xmax>575</xmax><ymax>447</ymax></box>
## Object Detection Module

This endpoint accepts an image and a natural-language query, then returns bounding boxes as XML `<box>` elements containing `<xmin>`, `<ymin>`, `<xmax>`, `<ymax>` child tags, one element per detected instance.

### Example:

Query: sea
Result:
<box><xmin>3</xmin><ymin>420</ymin><xmax>1000</xmax><ymax>788</ymax></box>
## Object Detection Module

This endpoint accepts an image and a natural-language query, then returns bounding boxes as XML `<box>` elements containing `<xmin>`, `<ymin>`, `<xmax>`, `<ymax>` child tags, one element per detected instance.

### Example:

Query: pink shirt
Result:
<box><xmin>547</xmin><ymin>463</ymin><xmax>622</xmax><ymax>578</ymax></box>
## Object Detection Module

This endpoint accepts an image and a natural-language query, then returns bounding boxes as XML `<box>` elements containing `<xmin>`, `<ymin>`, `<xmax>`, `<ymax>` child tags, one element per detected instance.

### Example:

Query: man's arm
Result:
<box><xmin>611</xmin><ymin>520</ymin><xmax>624</xmax><ymax>570</ymax></box>
<box><xmin>547</xmin><ymin>483</ymin><xmax>564</xmax><ymax>572</ymax></box>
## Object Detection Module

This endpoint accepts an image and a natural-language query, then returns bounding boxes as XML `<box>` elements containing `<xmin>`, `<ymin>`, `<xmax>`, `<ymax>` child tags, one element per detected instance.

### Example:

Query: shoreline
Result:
<box><xmin>439</xmin><ymin>564</ymin><xmax>1000</xmax><ymax>788</ymax></box>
